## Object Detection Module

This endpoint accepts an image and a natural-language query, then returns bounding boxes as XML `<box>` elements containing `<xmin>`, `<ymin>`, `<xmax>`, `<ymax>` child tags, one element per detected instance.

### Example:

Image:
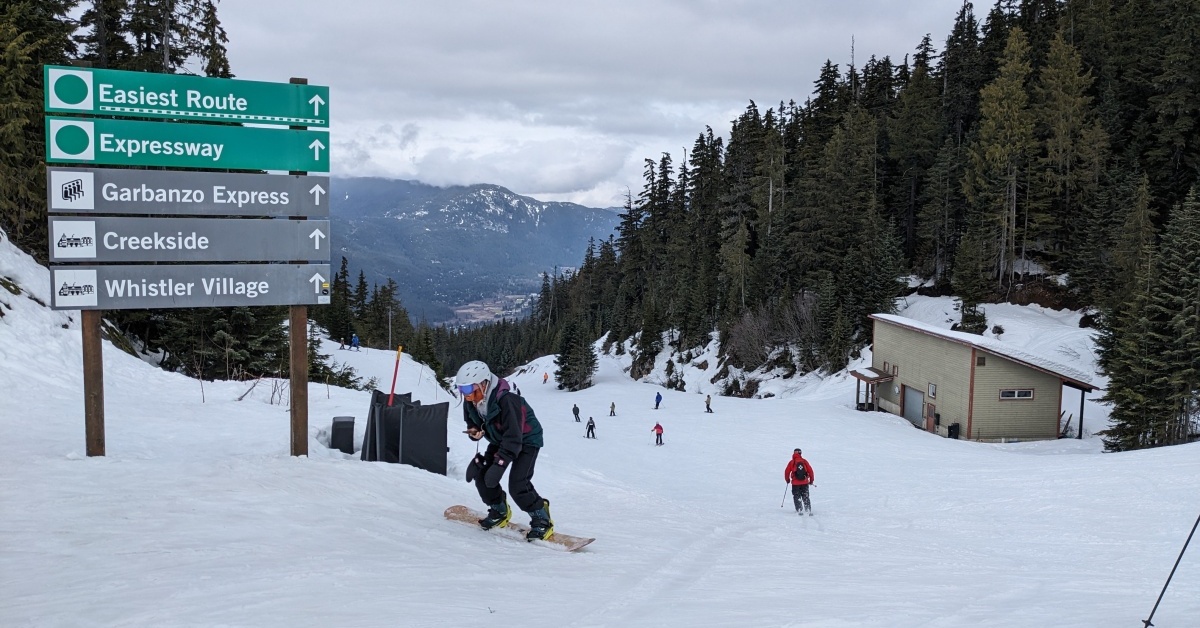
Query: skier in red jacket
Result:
<box><xmin>784</xmin><ymin>448</ymin><xmax>815</xmax><ymax>515</ymax></box>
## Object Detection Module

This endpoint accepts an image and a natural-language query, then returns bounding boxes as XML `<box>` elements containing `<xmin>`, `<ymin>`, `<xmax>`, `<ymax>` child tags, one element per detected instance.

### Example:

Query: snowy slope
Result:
<box><xmin>1</xmin><ymin>232</ymin><xmax>1198</xmax><ymax>628</ymax></box>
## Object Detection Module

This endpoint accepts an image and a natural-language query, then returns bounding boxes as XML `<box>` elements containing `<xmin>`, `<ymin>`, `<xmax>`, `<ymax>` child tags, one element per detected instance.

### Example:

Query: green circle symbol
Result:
<box><xmin>54</xmin><ymin>73</ymin><xmax>89</xmax><ymax>105</ymax></box>
<box><xmin>55</xmin><ymin>124</ymin><xmax>90</xmax><ymax>156</ymax></box>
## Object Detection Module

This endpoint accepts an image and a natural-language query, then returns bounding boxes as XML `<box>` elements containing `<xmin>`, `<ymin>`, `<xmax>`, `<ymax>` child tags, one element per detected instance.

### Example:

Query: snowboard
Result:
<box><xmin>443</xmin><ymin>505</ymin><xmax>595</xmax><ymax>552</ymax></box>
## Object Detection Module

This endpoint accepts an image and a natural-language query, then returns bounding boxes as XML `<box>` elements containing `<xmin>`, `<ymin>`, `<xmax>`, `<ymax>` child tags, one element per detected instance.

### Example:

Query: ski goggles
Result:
<box><xmin>458</xmin><ymin>384</ymin><xmax>478</xmax><ymax>396</ymax></box>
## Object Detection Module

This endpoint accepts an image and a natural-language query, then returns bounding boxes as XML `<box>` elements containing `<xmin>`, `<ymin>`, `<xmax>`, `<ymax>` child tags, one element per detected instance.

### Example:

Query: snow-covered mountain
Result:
<box><xmin>328</xmin><ymin>177</ymin><xmax>621</xmax><ymax>320</ymax></box>
<box><xmin>2</xmin><ymin>231</ymin><xmax>1198</xmax><ymax>627</ymax></box>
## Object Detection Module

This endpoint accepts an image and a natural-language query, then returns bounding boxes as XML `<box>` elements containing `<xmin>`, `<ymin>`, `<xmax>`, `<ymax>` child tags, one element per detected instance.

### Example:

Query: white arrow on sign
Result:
<box><xmin>309</xmin><ymin>228</ymin><xmax>326</xmax><ymax>249</ymax></box>
<box><xmin>309</xmin><ymin>139</ymin><xmax>325</xmax><ymax>161</ymax></box>
<box><xmin>309</xmin><ymin>272</ymin><xmax>326</xmax><ymax>293</ymax></box>
<box><xmin>308</xmin><ymin>94</ymin><xmax>325</xmax><ymax>116</ymax></box>
<box><xmin>309</xmin><ymin>183</ymin><xmax>325</xmax><ymax>204</ymax></box>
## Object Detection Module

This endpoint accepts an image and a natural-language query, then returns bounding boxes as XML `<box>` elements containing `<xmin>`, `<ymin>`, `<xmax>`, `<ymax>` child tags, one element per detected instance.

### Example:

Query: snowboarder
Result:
<box><xmin>654</xmin><ymin>391</ymin><xmax>662</xmax><ymax>410</ymax></box>
<box><xmin>585</xmin><ymin>417</ymin><xmax>596</xmax><ymax>439</ymax></box>
<box><xmin>784</xmin><ymin>448</ymin><xmax>815</xmax><ymax>515</ymax></box>
<box><xmin>609</xmin><ymin>401</ymin><xmax>616</xmax><ymax>416</ymax></box>
<box><xmin>705</xmin><ymin>394</ymin><xmax>713</xmax><ymax>413</ymax></box>
<box><xmin>651</xmin><ymin>422</ymin><xmax>663</xmax><ymax>446</ymax></box>
<box><xmin>351</xmin><ymin>334</ymin><xmax>360</xmax><ymax>352</ymax></box>
<box><xmin>543</xmin><ymin>372</ymin><xmax>549</xmax><ymax>385</ymax></box>
<box><xmin>572</xmin><ymin>403</ymin><xmax>580</xmax><ymax>422</ymax></box>
<box><xmin>457</xmin><ymin>360</ymin><xmax>554</xmax><ymax>540</ymax></box>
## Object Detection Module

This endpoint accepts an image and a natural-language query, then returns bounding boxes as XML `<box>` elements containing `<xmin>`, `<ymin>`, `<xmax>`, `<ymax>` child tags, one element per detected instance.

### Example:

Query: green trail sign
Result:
<box><xmin>44</xmin><ymin>65</ymin><xmax>329</xmax><ymax>127</ymax></box>
<box><xmin>46</xmin><ymin>116</ymin><xmax>329</xmax><ymax>171</ymax></box>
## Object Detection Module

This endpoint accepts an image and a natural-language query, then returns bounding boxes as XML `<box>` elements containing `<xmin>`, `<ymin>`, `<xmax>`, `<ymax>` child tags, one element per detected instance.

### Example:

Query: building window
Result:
<box><xmin>892</xmin><ymin>364</ymin><xmax>899</xmax><ymax>376</ymax></box>
<box><xmin>977</xmin><ymin>355</ymin><xmax>987</xmax><ymax>367</ymax></box>
<box><xmin>999</xmin><ymin>389</ymin><xmax>1034</xmax><ymax>400</ymax></box>
<box><xmin>882</xmin><ymin>361</ymin><xmax>890</xmax><ymax>374</ymax></box>
<box><xmin>928</xmin><ymin>383</ymin><xmax>937</xmax><ymax>399</ymax></box>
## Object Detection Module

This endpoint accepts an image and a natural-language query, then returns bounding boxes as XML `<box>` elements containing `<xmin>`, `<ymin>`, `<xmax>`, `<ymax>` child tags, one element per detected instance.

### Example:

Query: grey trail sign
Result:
<box><xmin>46</xmin><ymin>116</ymin><xmax>330</xmax><ymax>171</ymax></box>
<box><xmin>47</xmin><ymin>167</ymin><xmax>329</xmax><ymax>217</ymax></box>
<box><xmin>50</xmin><ymin>263</ymin><xmax>332</xmax><ymax>310</ymax></box>
<box><xmin>44</xmin><ymin>65</ymin><xmax>329</xmax><ymax>127</ymax></box>
<box><xmin>49</xmin><ymin>217</ymin><xmax>330</xmax><ymax>263</ymax></box>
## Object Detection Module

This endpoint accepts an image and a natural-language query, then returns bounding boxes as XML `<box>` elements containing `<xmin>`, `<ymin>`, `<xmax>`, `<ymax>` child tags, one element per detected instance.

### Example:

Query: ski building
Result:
<box><xmin>851</xmin><ymin>314</ymin><xmax>1096</xmax><ymax>443</ymax></box>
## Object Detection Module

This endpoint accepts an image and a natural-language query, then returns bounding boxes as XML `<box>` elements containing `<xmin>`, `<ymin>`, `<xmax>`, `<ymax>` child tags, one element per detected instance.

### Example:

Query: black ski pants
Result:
<box><xmin>586</xmin><ymin>425</ymin><xmax>595</xmax><ymax>438</ymax></box>
<box><xmin>791</xmin><ymin>484</ymin><xmax>811</xmax><ymax>513</ymax></box>
<box><xmin>475</xmin><ymin>447</ymin><xmax>543</xmax><ymax>513</ymax></box>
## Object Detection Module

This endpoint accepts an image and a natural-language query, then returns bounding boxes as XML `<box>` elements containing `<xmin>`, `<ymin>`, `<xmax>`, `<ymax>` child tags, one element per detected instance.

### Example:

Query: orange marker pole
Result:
<box><xmin>387</xmin><ymin>345</ymin><xmax>404</xmax><ymax>406</ymax></box>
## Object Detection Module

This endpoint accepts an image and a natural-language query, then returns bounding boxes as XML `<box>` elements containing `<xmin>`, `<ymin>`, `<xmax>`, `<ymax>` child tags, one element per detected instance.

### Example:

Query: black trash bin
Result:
<box><xmin>947</xmin><ymin>423</ymin><xmax>961</xmax><ymax>440</ymax></box>
<box><xmin>330</xmin><ymin>416</ymin><xmax>355</xmax><ymax>454</ymax></box>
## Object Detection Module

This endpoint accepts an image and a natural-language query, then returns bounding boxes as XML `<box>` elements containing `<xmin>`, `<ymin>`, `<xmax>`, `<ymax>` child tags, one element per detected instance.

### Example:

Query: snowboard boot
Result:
<box><xmin>525</xmin><ymin>499</ymin><xmax>554</xmax><ymax>541</ymax></box>
<box><xmin>479</xmin><ymin>500</ymin><xmax>512</xmax><ymax>530</ymax></box>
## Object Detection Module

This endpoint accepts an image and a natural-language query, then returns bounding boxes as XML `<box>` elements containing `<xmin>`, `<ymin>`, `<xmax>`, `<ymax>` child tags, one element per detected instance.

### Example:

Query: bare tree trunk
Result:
<box><xmin>161</xmin><ymin>0</ymin><xmax>174</xmax><ymax>71</ymax></box>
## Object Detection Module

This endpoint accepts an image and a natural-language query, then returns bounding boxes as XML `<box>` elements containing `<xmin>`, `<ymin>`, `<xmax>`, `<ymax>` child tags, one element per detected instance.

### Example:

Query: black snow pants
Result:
<box><xmin>791</xmin><ymin>484</ymin><xmax>811</xmax><ymax>513</ymax></box>
<box><xmin>475</xmin><ymin>447</ymin><xmax>543</xmax><ymax>512</ymax></box>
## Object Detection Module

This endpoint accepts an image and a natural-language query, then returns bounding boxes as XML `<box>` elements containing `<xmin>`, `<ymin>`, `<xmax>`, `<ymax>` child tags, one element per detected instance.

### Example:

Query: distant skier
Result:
<box><xmin>457</xmin><ymin>360</ymin><xmax>554</xmax><ymax>540</ymax></box>
<box><xmin>585</xmin><ymin>417</ymin><xmax>596</xmax><ymax>439</ymax></box>
<box><xmin>338</xmin><ymin>337</ymin><xmax>346</xmax><ymax>350</ymax></box>
<box><xmin>609</xmin><ymin>401</ymin><xmax>616</xmax><ymax>416</ymax></box>
<box><xmin>784</xmin><ymin>448</ymin><xmax>815</xmax><ymax>515</ymax></box>
<box><xmin>654</xmin><ymin>391</ymin><xmax>662</xmax><ymax>410</ymax></box>
<box><xmin>543</xmin><ymin>372</ymin><xmax>549</xmax><ymax>385</ymax></box>
<box><xmin>651</xmin><ymin>422</ymin><xmax>663</xmax><ymax>446</ymax></box>
<box><xmin>705</xmin><ymin>394</ymin><xmax>713</xmax><ymax>413</ymax></box>
<box><xmin>351</xmin><ymin>334</ymin><xmax>360</xmax><ymax>352</ymax></box>
<box><xmin>572</xmin><ymin>403</ymin><xmax>581</xmax><ymax>422</ymax></box>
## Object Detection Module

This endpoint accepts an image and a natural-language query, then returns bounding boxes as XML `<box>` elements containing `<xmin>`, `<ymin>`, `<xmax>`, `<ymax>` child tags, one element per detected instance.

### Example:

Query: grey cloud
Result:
<box><xmin>221</xmin><ymin>0</ymin><xmax>965</xmax><ymax>202</ymax></box>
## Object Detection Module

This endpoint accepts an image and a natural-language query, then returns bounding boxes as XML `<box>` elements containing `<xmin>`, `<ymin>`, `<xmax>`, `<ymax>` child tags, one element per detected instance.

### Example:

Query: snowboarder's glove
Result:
<box><xmin>484</xmin><ymin>455</ymin><xmax>508</xmax><ymax>488</ymax></box>
<box><xmin>465</xmin><ymin>453</ymin><xmax>486</xmax><ymax>483</ymax></box>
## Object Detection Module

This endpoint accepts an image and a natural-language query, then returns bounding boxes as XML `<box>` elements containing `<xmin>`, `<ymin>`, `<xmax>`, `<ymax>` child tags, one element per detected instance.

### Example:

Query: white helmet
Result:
<box><xmin>454</xmin><ymin>360</ymin><xmax>493</xmax><ymax>387</ymax></box>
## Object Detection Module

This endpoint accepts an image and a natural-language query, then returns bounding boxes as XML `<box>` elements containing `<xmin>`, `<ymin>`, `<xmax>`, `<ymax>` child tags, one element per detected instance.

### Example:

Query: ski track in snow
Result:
<box><xmin>2</xmin><ymin>236</ymin><xmax>1199</xmax><ymax>627</ymax></box>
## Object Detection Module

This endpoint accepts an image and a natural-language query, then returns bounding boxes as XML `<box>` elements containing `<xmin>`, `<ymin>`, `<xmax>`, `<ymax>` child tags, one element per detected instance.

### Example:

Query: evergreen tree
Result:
<box><xmin>941</xmin><ymin>1</ymin><xmax>984</xmax><ymax>144</ymax></box>
<box><xmin>553</xmin><ymin>318</ymin><xmax>597</xmax><ymax>391</ymax></box>
<box><xmin>1145</xmin><ymin>189</ymin><xmax>1200</xmax><ymax>445</ymax></box>
<box><xmin>195</xmin><ymin>0</ymin><xmax>230</xmax><ymax>78</ymax></box>
<box><xmin>952</xmin><ymin>221</ymin><xmax>993</xmax><ymax>333</ymax></box>
<box><xmin>1032</xmin><ymin>30</ymin><xmax>1105</xmax><ymax>277</ymax></box>
<box><xmin>0</xmin><ymin>0</ymin><xmax>78</xmax><ymax>256</ymax></box>
<box><xmin>889</xmin><ymin>35</ymin><xmax>943</xmax><ymax>259</ymax></box>
<box><xmin>1096</xmin><ymin>241</ymin><xmax>1173</xmax><ymax>451</ymax></box>
<box><xmin>916</xmin><ymin>139</ymin><xmax>966</xmax><ymax>281</ymax></box>
<box><xmin>76</xmin><ymin>0</ymin><xmax>133</xmax><ymax>68</ymax></box>
<box><xmin>964</xmin><ymin>27</ymin><xmax>1036</xmax><ymax>289</ymax></box>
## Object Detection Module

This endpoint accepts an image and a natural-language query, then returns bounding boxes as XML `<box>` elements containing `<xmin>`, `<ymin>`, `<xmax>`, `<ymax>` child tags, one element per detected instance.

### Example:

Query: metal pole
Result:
<box><xmin>780</xmin><ymin>484</ymin><xmax>789</xmax><ymax>508</ymax></box>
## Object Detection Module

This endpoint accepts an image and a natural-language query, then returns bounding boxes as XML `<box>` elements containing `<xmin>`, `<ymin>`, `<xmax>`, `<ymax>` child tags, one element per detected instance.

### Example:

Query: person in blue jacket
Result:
<box><xmin>655</xmin><ymin>391</ymin><xmax>663</xmax><ymax>409</ymax></box>
<box><xmin>351</xmin><ymin>333</ymin><xmax>360</xmax><ymax>351</ymax></box>
<box><xmin>457</xmin><ymin>360</ymin><xmax>554</xmax><ymax>540</ymax></box>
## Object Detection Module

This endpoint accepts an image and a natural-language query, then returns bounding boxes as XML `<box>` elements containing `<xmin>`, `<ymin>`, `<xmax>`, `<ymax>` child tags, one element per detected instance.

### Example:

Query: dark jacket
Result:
<box><xmin>784</xmin><ymin>452</ymin><xmax>814</xmax><ymax>486</ymax></box>
<box><xmin>463</xmin><ymin>378</ymin><xmax>544</xmax><ymax>461</ymax></box>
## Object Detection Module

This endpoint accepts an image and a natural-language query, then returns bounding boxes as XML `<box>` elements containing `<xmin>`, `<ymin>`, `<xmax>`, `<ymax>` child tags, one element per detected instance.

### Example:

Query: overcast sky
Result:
<box><xmin>219</xmin><ymin>1</ymin><xmax>965</xmax><ymax>207</ymax></box>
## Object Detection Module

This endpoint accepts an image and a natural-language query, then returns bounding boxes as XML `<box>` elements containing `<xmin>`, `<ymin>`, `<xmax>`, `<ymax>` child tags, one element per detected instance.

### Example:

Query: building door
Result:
<box><xmin>902</xmin><ymin>385</ymin><xmax>924</xmax><ymax>429</ymax></box>
<box><xmin>925</xmin><ymin>402</ymin><xmax>937</xmax><ymax>433</ymax></box>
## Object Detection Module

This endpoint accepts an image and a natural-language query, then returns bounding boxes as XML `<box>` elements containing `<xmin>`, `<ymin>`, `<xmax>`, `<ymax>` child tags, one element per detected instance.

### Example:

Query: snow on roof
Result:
<box><xmin>870</xmin><ymin>313</ymin><xmax>1095</xmax><ymax>389</ymax></box>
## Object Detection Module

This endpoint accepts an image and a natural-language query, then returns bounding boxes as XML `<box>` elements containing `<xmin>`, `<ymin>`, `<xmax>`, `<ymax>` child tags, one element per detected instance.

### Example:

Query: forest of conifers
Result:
<box><xmin>433</xmin><ymin>0</ymin><xmax>1200</xmax><ymax>451</ymax></box>
<box><xmin>2</xmin><ymin>1</ymin><xmax>1197</xmax><ymax>450</ymax></box>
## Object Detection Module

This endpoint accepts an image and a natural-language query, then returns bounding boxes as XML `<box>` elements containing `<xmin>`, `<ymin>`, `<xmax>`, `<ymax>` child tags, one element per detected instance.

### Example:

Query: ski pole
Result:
<box><xmin>780</xmin><ymin>484</ymin><xmax>789</xmax><ymax>508</ymax></box>
<box><xmin>1142</xmin><ymin>510</ymin><xmax>1200</xmax><ymax>627</ymax></box>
